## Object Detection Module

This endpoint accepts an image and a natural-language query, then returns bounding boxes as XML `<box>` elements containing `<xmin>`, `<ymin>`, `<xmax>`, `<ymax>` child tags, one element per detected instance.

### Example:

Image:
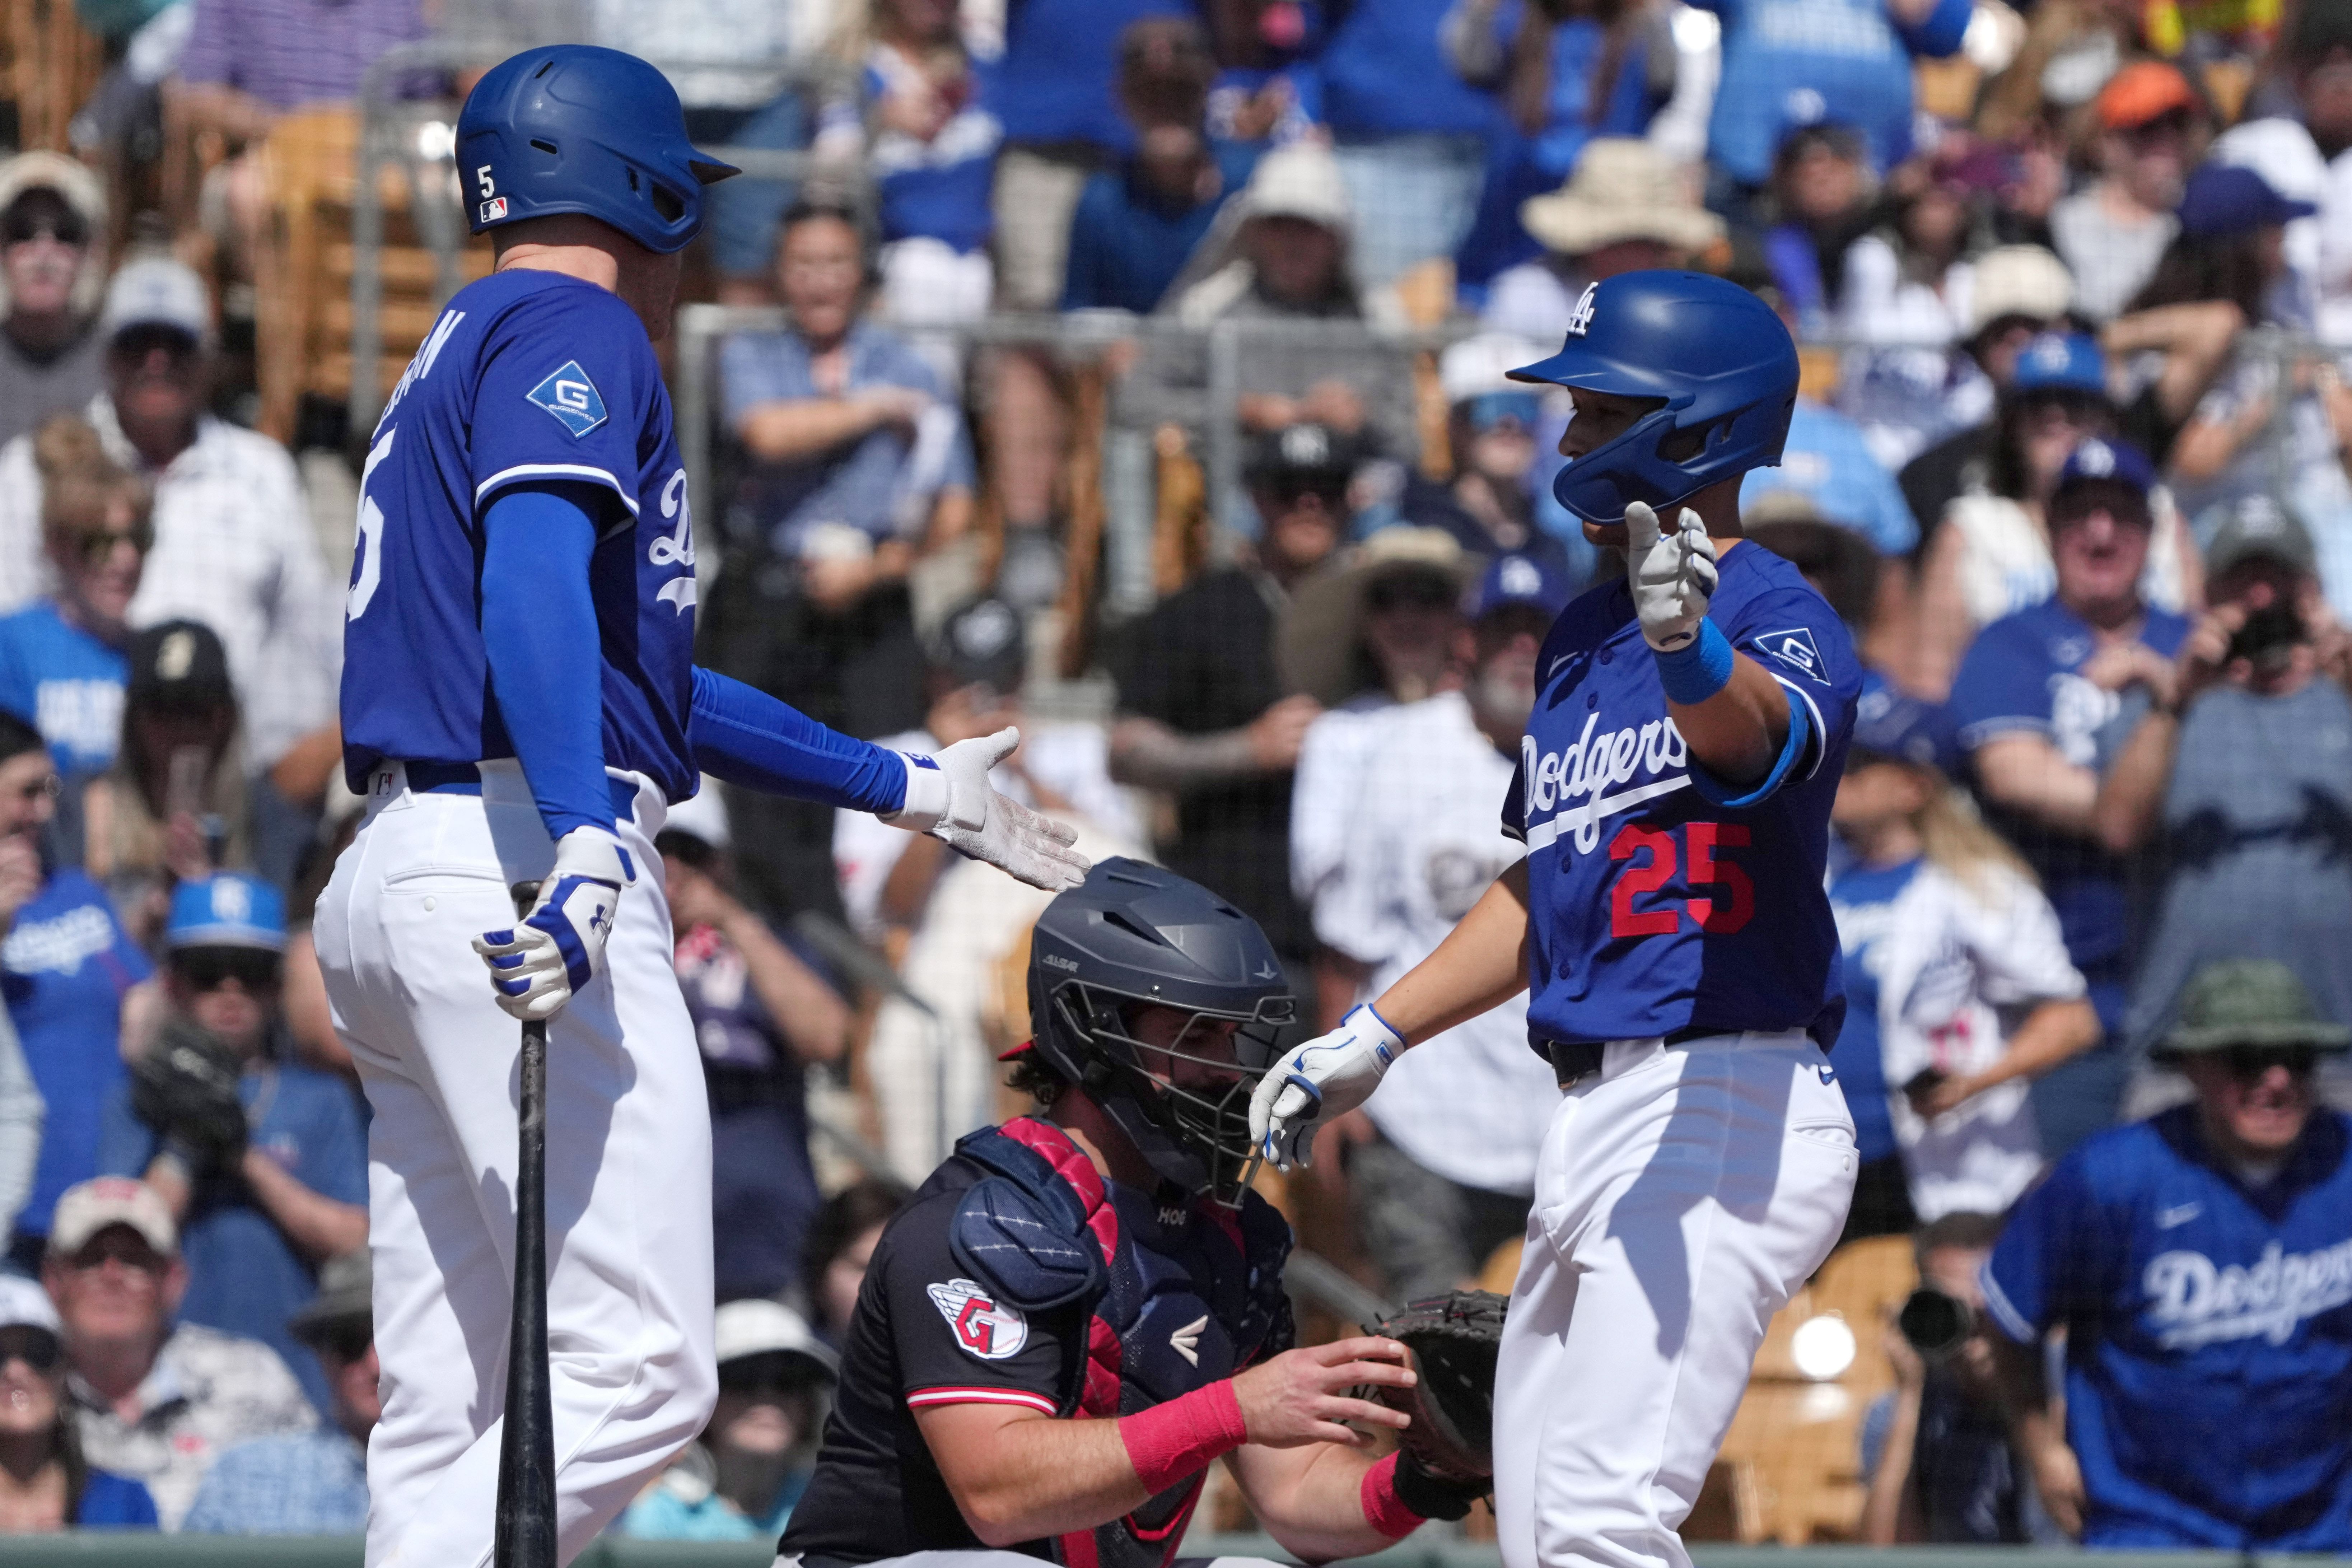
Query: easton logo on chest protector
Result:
<box><xmin>927</xmin><ymin>1278</ymin><xmax>1028</xmax><ymax>1359</ymax></box>
<box><xmin>525</xmin><ymin>360</ymin><xmax>609</xmax><ymax>437</ymax></box>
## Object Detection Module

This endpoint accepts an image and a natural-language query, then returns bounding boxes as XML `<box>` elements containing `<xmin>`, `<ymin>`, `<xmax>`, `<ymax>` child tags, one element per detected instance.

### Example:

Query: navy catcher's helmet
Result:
<box><xmin>1508</xmin><ymin>271</ymin><xmax>1798</xmax><ymax>525</ymax></box>
<box><xmin>457</xmin><ymin>46</ymin><xmax>740</xmax><ymax>255</ymax></box>
<box><xmin>1025</xmin><ymin>858</ymin><xmax>1294</xmax><ymax>1204</ymax></box>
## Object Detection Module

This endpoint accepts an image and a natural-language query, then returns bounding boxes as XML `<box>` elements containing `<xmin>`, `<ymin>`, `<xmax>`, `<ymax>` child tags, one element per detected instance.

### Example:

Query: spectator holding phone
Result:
<box><xmin>2091</xmin><ymin>497</ymin><xmax>2352</xmax><ymax>1116</ymax></box>
<box><xmin>1983</xmin><ymin>959</ymin><xmax>2352</xmax><ymax>1549</ymax></box>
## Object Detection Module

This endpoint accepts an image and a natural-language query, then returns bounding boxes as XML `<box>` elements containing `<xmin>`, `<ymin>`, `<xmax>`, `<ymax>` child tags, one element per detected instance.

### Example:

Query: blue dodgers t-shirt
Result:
<box><xmin>0</xmin><ymin>601</ymin><xmax>129</xmax><ymax>775</ymax></box>
<box><xmin>2</xmin><ymin>869</ymin><xmax>150</xmax><ymax>1242</ymax></box>
<box><xmin>1502</xmin><ymin>542</ymin><xmax>1863</xmax><ymax>1049</ymax></box>
<box><xmin>1698</xmin><ymin>0</ymin><xmax>1971</xmax><ymax>187</ymax></box>
<box><xmin>1828</xmin><ymin>856</ymin><xmax>1921</xmax><ymax>1165</ymax></box>
<box><xmin>842</xmin><ymin>51</ymin><xmax>1003</xmax><ymax>254</ymax></box>
<box><xmin>994</xmin><ymin>0</ymin><xmax>1194</xmax><ymax>151</ymax></box>
<box><xmin>1319</xmin><ymin>0</ymin><xmax>1501</xmax><ymax>137</ymax></box>
<box><xmin>341</xmin><ymin>269</ymin><xmax>701</xmax><ymax>805</ymax></box>
<box><xmin>1947</xmin><ymin>598</ymin><xmax>2188</xmax><ymax>989</ymax></box>
<box><xmin>1061</xmin><ymin>140</ymin><xmax>1262</xmax><ymax>314</ymax></box>
<box><xmin>99</xmin><ymin>1058</ymin><xmax>368</xmax><ymax>1417</ymax></box>
<box><xmin>77</xmin><ymin>1468</ymin><xmax>160</xmax><ymax>1527</ymax></box>
<box><xmin>1983</xmin><ymin>1107</ymin><xmax>2352</xmax><ymax>1550</ymax></box>
<box><xmin>1740</xmin><ymin>400</ymin><xmax>1921</xmax><ymax>556</ymax></box>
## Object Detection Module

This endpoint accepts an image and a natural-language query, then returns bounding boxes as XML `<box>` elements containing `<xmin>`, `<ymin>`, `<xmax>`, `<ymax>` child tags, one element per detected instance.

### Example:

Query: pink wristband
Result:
<box><xmin>1359</xmin><ymin>1451</ymin><xmax>1423</xmax><ymax>1539</ymax></box>
<box><xmin>1118</xmin><ymin>1380</ymin><xmax>1249</xmax><ymax>1494</ymax></box>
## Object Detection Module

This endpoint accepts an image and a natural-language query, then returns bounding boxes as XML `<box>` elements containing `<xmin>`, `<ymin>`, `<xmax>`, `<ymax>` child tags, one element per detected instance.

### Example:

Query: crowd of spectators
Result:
<box><xmin>0</xmin><ymin>0</ymin><xmax>2342</xmax><ymax>1547</ymax></box>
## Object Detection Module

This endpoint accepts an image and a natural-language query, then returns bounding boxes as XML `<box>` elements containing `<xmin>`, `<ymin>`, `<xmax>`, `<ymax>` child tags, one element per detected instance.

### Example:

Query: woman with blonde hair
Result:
<box><xmin>1828</xmin><ymin>679</ymin><xmax>2103</xmax><ymax>1226</ymax></box>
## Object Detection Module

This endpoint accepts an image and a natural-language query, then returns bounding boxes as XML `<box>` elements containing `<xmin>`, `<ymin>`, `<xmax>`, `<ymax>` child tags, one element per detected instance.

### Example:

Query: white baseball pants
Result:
<box><xmin>1492</xmin><ymin>1033</ymin><xmax>1857</xmax><ymax>1568</ymax></box>
<box><xmin>314</xmin><ymin>762</ymin><xmax>717</xmax><ymax>1568</ymax></box>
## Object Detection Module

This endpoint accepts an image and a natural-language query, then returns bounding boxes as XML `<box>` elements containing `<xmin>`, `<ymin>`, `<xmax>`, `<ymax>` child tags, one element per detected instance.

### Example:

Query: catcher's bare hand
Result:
<box><xmin>1232</xmin><ymin>1336</ymin><xmax>1414</xmax><ymax>1449</ymax></box>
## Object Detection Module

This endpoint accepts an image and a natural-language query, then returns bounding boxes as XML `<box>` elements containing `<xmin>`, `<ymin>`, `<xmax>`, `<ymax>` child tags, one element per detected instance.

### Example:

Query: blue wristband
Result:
<box><xmin>1653</xmin><ymin>619</ymin><xmax>1734</xmax><ymax>705</ymax></box>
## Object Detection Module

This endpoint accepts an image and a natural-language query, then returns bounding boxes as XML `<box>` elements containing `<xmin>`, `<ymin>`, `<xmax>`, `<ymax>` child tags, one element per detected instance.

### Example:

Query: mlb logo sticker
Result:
<box><xmin>525</xmin><ymin>360</ymin><xmax>609</xmax><ymax>437</ymax></box>
<box><xmin>479</xmin><ymin>196</ymin><xmax>509</xmax><ymax>223</ymax></box>
<box><xmin>1758</xmin><ymin>627</ymin><xmax>1829</xmax><ymax>683</ymax></box>
<box><xmin>927</xmin><ymin>1278</ymin><xmax>1028</xmax><ymax>1360</ymax></box>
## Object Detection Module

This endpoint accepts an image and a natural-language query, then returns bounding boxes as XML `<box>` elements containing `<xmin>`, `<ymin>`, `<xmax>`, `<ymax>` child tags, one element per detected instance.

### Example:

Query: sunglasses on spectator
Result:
<box><xmin>173</xmin><ymin>949</ymin><xmax>281</xmax><ymax>992</ymax></box>
<box><xmin>0</xmin><ymin>1324</ymin><xmax>61</xmax><ymax>1373</ymax></box>
<box><xmin>1366</xmin><ymin>572</ymin><xmax>1460</xmax><ymax>614</ymax></box>
<box><xmin>310</xmin><ymin>1324</ymin><xmax>373</xmax><ymax>1363</ymax></box>
<box><xmin>70</xmin><ymin>520</ymin><xmax>154</xmax><ymax>564</ymax></box>
<box><xmin>1462</xmin><ymin>392</ymin><xmax>1542</xmax><ymax>435</ymax></box>
<box><xmin>717</xmin><ymin>1351</ymin><xmax>814</xmax><ymax>1397</ymax></box>
<box><xmin>64</xmin><ymin>1232</ymin><xmax>167</xmax><ymax>1274</ymax></box>
<box><xmin>1263</xmin><ymin>479</ymin><xmax>1347</xmax><ymax>512</ymax></box>
<box><xmin>3</xmin><ymin>211</ymin><xmax>86</xmax><ymax>248</ymax></box>
<box><xmin>2221</xmin><ymin>1045</ymin><xmax>2318</xmax><ymax>1081</ymax></box>
<box><xmin>110</xmin><ymin>324</ymin><xmax>198</xmax><ymax>362</ymax></box>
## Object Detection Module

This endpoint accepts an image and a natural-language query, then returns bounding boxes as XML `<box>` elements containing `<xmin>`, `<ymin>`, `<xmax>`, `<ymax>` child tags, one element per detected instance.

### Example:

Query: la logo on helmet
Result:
<box><xmin>1566</xmin><ymin>284</ymin><xmax>1598</xmax><ymax>338</ymax></box>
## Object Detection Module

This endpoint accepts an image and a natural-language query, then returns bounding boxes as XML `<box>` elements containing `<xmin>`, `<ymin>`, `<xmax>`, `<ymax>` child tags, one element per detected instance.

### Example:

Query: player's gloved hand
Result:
<box><xmin>1625</xmin><ymin>499</ymin><xmax>1718</xmax><ymax>653</ymax></box>
<box><xmin>1247</xmin><ymin>1004</ymin><xmax>1403</xmax><ymax>1171</ymax></box>
<box><xmin>470</xmin><ymin>827</ymin><xmax>637</xmax><ymax>1021</ymax></box>
<box><xmin>883</xmin><ymin>727</ymin><xmax>1089</xmax><ymax>892</ymax></box>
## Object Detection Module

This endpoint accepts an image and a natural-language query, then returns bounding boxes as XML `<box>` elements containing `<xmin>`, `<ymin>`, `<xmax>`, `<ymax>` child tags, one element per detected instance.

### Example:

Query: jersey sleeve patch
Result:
<box><xmin>1755</xmin><ymin>627</ymin><xmax>1830</xmax><ymax>685</ymax></box>
<box><xmin>524</xmin><ymin>360</ymin><xmax>610</xmax><ymax>437</ymax></box>
<box><xmin>926</xmin><ymin>1277</ymin><xmax>1030</xmax><ymax>1360</ymax></box>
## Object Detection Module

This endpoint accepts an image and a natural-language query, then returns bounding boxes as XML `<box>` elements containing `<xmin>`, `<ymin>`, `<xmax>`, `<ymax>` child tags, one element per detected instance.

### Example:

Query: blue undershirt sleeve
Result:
<box><xmin>480</xmin><ymin>483</ymin><xmax>617</xmax><ymax>840</ymax></box>
<box><xmin>688</xmin><ymin>666</ymin><xmax>910</xmax><ymax>815</ymax></box>
<box><xmin>1686</xmin><ymin>681</ymin><xmax>1811</xmax><ymax>809</ymax></box>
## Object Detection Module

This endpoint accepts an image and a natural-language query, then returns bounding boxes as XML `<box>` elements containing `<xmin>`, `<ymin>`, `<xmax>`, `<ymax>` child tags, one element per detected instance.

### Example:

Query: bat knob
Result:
<box><xmin>509</xmin><ymin>881</ymin><xmax>541</xmax><ymax>920</ymax></box>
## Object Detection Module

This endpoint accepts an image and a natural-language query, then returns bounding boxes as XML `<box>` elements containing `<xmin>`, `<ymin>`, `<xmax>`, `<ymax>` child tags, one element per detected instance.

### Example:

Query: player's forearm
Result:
<box><xmin>1232</xmin><ymin>1442</ymin><xmax>1405</xmax><ymax>1563</ymax></box>
<box><xmin>1107</xmin><ymin>717</ymin><xmax>1262</xmax><ymax>793</ymax></box>
<box><xmin>919</xmin><ymin>1405</ymin><xmax>1153</xmax><ymax>1545</ymax></box>
<box><xmin>1668</xmin><ymin>652</ymin><xmax>1792</xmax><ymax>787</ymax></box>
<box><xmin>240</xmin><ymin>1149</ymin><xmax>368</xmax><ymax>1261</ymax></box>
<box><xmin>480</xmin><ymin>485</ymin><xmax>620</xmax><ymax>840</ymax></box>
<box><xmin>687</xmin><ymin>667</ymin><xmax>911</xmax><ymax>814</ymax></box>
<box><xmin>1373</xmin><ymin>863</ymin><xmax>1531</xmax><ymax>1046</ymax></box>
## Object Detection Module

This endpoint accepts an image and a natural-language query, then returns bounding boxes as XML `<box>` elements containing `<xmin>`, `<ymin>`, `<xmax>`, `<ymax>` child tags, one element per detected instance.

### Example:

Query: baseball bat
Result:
<box><xmin>495</xmin><ymin>880</ymin><xmax>556</xmax><ymax>1568</ymax></box>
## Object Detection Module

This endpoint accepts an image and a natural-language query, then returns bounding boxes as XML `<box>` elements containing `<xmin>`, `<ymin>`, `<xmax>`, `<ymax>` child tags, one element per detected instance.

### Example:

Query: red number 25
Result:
<box><xmin>1608</xmin><ymin>822</ymin><xmax>1753</xmax><ymax>937</ymax></box>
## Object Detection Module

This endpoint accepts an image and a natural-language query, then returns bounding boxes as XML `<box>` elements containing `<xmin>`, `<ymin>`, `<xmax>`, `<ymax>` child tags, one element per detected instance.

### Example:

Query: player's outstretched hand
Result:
<box><xmin>1248</xmin><ymin>1005</ymin><xmax>1402</xmax><ymax>1171</ymax></box>
<box><xmin>1232</xmin><ymin>1335</ymin><xmax>1415</xmax><ymax>1449</ymax></box>
<box><xmin>1625</xmin><ymin>500</ymin><xmax>1718</xmax><ymax>653</ymax></box>
<box><xmin>471</xmin><ymin>827</ymin><xmax>637</xmax><ymax>1021</ymax></box>
<box><xmin>893</xmin><ymin>727</ymin><xmax>1089</xmax><ymax>892</ymax></box>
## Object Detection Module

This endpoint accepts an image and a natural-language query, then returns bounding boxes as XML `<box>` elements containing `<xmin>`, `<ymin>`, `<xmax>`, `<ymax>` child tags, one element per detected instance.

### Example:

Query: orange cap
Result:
<box><xmin>2095</xmin><ymin>61</ymin><xmax>2202</xmax><ymax>131</ymax></box>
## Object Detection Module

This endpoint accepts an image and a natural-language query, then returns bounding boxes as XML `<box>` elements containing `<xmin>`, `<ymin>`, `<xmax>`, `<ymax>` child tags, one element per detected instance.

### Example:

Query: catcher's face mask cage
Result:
<box><xmin>1045</xmin><ymin>976</ymin><xmax>1294</xmax><ymax>1206</ymax></box>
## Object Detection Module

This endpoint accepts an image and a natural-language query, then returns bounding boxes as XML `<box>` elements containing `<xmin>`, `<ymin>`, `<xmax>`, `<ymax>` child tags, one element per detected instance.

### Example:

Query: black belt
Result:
<box><xmin>1545</xmin><ymin>1026</ymin><xmax>1716</xmax><ymax>1088</ymax></box>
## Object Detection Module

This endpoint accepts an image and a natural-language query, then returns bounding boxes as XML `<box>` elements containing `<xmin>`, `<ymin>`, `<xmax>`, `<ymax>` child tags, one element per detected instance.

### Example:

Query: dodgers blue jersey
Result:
<box><xmin>1983</xmin><ymin>1106</ymin><xmax>2352</xmax><ymax>1549</ymax></box>
<box><xmin>1827</xmin><ymin>856</ymin><xmax>1921</xmax><ymax>1165</ymax></box>
<box><xmin>340</xmin><ymin>270</ymin><xmax>699</xmax><ymax>804</ymax></box>
<box><xmin>1503</xmin><ymin>542</ymin><xmax>1862</xmax><ymax>1049</ymax></box>
<box><xmin>0</xmin><ymin>602</ymin><xmax>128</xmax><ymax>776</ymax></box>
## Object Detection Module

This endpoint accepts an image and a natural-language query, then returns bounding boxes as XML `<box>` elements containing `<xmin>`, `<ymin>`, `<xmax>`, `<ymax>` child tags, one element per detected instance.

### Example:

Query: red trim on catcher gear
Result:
<box><xmin>1117</xmin><ymin>1380</ymin><xmax>1248</xmax><ymax>1494</ymax></box>
<box><xmin>998</xmin><ymin>1115</ymin><xmax>1122</xmax><ymax>1270</ymax></box>
<box><xmin>905</xmin><ymin>1386</ymin><xmax>1059</xmax><ymax>1415</ymax></box>
<box><xmin>1359</xmin><ymin>1451</ymin><xmax>1424</xmax><ymax>1539</ymax></box>
<box><xmin>995</xmin><ymin>1038</ymin><xmax>1037</xmax><ymax>1062</ymax></box>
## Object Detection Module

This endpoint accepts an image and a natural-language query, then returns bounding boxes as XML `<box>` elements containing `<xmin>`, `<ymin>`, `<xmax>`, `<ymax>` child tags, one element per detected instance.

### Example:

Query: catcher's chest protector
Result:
<box><xmin>950</xmin><ymin>1118</ymin><xmax>1293</xmax><ymax>1568</ymax></box>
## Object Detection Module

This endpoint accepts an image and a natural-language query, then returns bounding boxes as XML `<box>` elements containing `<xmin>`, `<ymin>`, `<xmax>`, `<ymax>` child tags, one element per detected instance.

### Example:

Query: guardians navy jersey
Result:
<box><xmin>339</xmin><ymin>270</ymin><xmax>699</xmax><ymax>804</ymax></box>
<box><xmin>1983</xmin><ymin>1106</ymin><xmax>2352</xmax><ymax>1550</ymax></box>
<box><xmin>1502</xmin><ymin>542</ymin><xmax>1862</xmax><ymax>1050</ymax></box>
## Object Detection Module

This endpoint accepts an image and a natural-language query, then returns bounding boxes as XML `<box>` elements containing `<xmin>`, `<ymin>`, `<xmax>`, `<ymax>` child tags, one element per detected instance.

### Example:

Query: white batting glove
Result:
<box><xmin>1247</xmin><ymin>1004</ymin><xmax>1404</xmax><ymax>1171</ymax></box>
<box><xmin>1625</xmin><ymin>500</ymin><xmax>1719</xmax><ymax>653</ymax></box>
<box><xmin>884</xmin><ymin>727</ymin><xmax>1089</xmax><ymax>892</ymax></box>
<box><xmin>471</xmin><ymin>827</ymin><xmax>636</xmax><ymax>1022</ymax></box>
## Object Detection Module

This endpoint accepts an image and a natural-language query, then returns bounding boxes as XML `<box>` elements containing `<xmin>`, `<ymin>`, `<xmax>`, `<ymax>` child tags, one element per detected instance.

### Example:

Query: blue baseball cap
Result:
<box><xmin>166</xmin><ymin>873</ymin><xmax>286</xmax><ymax>953</ymax></box>
<box><xmin>1848</xmin><ymin>671</ymin><xmax>1959</xmax><ymax>775</ymax></box>
<box><xmin>1466</xmin><ymin>552</ymin><xmax>1572</xmax><ymax>621</ymax></box>
<box><xmin>2177</xmin><ymin>163</ymin><xmax>2315</xmax><ymax>238</ymax></box>
<box><xmin>2010</xmin><ymin>331</ymin><xmax>2107</xmax><ymax>398</ymax></box>
<box><xmin>2052</xmin><ymin>436</ymin><xmax>2156</xmax><ymax>507</ymax></box>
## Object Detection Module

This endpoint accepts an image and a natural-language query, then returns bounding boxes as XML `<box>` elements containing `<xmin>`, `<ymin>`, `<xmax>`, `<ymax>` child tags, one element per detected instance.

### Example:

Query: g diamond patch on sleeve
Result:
<box><xmin>1756</xmin><ymin>627</ymin><xmax>1830</xmax><ymax>683</ymax></box>
<box><xmin>525</xmin><ymin>361</ymin><xmax>609</xmax><ymax>437</ymax></box>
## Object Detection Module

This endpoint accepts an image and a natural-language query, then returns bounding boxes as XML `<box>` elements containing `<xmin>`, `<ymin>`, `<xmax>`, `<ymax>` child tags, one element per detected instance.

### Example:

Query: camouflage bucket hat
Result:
<box><xmin>2156</xmin><ymin>959</ymin><xmax>2352</xmax><ymax>1058</ymax></box>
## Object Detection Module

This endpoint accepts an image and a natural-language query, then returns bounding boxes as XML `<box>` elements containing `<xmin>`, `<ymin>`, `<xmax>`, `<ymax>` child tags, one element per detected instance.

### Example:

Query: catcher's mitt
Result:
<box><xmin>1368</xmin><ymin>1289</ymin><xmax>1508</xmax><ymax>1482</ymax></box>
<box><xmin>132</xmin><ymin>1020</ymin><xmax>248</xmax><ymax>1172</ymax></box>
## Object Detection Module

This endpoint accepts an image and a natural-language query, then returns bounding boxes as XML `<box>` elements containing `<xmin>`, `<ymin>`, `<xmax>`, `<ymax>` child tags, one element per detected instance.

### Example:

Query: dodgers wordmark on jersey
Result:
<box><xmin>1502</xmin><ymin>541</ymin><xmax>1863</xmax><ymax>1050</ymax></box>
<box><xmin>340</xmin><ymin>270</ymin><xmax>700</xmax><ymax>804</ymax></box>
<box><xmin>1983</xmin><ymin>1106</ymin><xmax>2352</xmax><ymax>1549</ymax></box>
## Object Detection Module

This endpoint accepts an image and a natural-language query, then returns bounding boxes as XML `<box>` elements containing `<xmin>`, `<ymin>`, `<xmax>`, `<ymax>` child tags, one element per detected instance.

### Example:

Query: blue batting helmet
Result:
<box><xmin>1508</xmin><ymin>271</ymin><xmax>1799</xmax><ymax>525</ymax></box>
<box><xmin>456</xmin><ymin>46</ymin><xmax>740</xmax><ymax>256</ymax></box>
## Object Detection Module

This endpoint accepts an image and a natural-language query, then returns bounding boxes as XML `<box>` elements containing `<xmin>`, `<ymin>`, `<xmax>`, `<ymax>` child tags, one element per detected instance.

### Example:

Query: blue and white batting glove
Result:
<box><xmin>884</xmin><ymin>726</ymin><xmax>1089</xmax><ymax>892</ymax></box>
<box><xmin>1624</xmin><ymin>500</ymin><xmax>1718</xmax><ymax>653</ymax></box>
<box><xmin>1246</xmin><ymin>1004</ymin><xmax>1404</xmax><ymax>1171</ymax></box>
<box><xmin>470</xmin><ymin>827</ymin><xmax>637</xmax><ymax>1022</ymax></box>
